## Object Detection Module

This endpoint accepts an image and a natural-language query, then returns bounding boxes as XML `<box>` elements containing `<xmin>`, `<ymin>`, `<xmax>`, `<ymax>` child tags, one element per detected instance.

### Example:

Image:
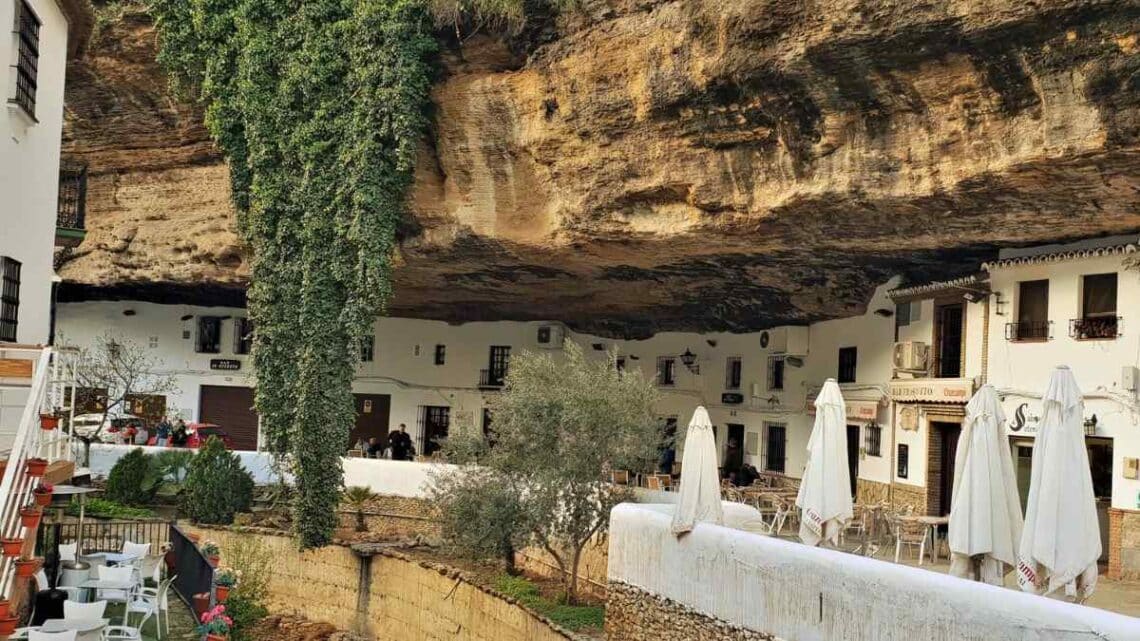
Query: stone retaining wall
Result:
<box><xmin>606</xmin><ymin>582</ymin><xmax>776</xmax><ymax>641</ymax></box>
<box><xmin>336</xmin><ymin>494</ymin><xmax>440</xmax><ymax>539</ymax></box>
<box><xmin>186</xmin><ymin>525</ymin><xmax>575</xmax><ymax>641</ymax></box>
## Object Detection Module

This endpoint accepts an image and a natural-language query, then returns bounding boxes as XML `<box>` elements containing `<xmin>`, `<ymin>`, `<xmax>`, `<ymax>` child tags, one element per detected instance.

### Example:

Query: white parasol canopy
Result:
<box><xmin>671</xmin><ymin>406</ymin><xmax>724</xmax><ymax>535</ymax></box>
<box><xmin>796</xmin><ymin>379</ymin><xmax>853</xmax><ymax>546</ymax></box>
<box><xmin>948</xmin><ymin>384</ymin><xmax>1023</xmax><ymax>584</ymax></box>
<box><xmin>1017</xmin><ymin>366</ymin><xmax>1101</xmax><ymax>600</ymax></box>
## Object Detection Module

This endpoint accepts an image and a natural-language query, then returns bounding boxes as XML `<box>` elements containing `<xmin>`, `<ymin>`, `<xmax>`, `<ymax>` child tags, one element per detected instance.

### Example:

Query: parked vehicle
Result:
<box><xmin>71</xmin><ymin>413</ymin><xmax>145</xmax><ymax>444</ymax></box>
<box><xmin>186</xmin><ymin>423</ymin><xmax>233</xmax><ymax>449</ymax></box>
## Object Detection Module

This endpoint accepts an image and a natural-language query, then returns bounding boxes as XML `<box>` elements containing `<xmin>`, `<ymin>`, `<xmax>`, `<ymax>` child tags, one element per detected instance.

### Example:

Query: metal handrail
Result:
<box><xmin>0</xmin><ymin>347</ymin><xmax>51</xmax><ymax>599</ymax></box>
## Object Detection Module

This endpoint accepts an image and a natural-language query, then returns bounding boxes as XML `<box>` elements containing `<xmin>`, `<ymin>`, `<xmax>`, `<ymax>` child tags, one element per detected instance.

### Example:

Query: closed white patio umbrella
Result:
<box><xmin>1017</xmin><ymin>366</ymin><xmax>1101</xmax><ymax>600</ymax></box>
<box><xmin>949</xmin><ymin>384</ymin><xmax>1023</xmax><ymax>585</ymax></box>
<box><xmin>671</xmin><ymin>406</ymin><xmax>724</xmax><ymax>535</ymax></box>
<box><xmin>796</xmin><ymin>379</ymin><xmax>853</xmax><ymax>546</ymax></box>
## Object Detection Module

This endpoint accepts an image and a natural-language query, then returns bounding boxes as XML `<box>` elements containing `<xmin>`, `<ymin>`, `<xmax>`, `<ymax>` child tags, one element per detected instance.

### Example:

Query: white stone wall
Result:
<box><xmin>608</xmin><ymin>503</ymin><xmax>1140</xmax><ymax>641</ymax></box>
<box><xmin>0</xmin><ymin>0</ymin><xmax>70</xmax><ymax>345</ymax></box>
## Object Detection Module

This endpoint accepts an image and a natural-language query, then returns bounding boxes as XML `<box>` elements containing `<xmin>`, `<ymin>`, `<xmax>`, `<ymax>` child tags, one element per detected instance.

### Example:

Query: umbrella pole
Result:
<box><xmin>77</xmin><ymin>493</ymin><xmax>86</xmax><ymax>555</ymax></box>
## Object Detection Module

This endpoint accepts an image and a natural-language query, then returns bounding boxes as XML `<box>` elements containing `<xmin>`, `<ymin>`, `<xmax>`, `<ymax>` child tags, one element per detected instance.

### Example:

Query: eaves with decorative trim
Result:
<box><xmin>982</xmin><ymin>241</ymin><xmax>1138</xmax><ymax>271</ymax></box>
<box><xmin>887</xmin><ymin>273</ymin><xmax>989</xmax><ymax>301</ymax></box>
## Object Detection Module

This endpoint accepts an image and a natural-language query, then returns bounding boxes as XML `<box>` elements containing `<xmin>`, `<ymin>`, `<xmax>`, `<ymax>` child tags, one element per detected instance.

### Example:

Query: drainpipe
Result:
<box><xmin>981</xmin><ymin>295</ymin><xmax>991</xmax><ymax>384</ymax></box>
<box><xmin>354</xmin><ymin>553</ymin><xmax>373</xmax><ymax>636</ymax></box>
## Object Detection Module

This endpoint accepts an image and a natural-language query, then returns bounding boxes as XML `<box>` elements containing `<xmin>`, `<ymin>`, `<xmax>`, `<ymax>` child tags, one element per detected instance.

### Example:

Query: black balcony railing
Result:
<box><xmin>478</xmin><ymin>369</ymin><xmax>505</xmax><ymax>388</ymax></box>
<box><xmin>57</xmin><ymin>165</ymin><xmax>88</xmax><ymax>230</ymax></box>
<box><xmin>1005</xmin><ymin>320</ymin><xmax>1053</xmax><ymax>341</ymax></box>
<box><xmin>1070</xmin><ymin>316</ymin><xmax>1122</xmax><ymax>340</ymax></box>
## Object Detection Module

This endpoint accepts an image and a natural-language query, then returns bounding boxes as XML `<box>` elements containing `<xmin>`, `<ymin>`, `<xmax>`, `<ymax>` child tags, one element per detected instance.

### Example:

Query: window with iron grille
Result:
<box><xmin>897</xmin><ymin>444</ymin><xmax>909</xmax><ymax>479</ymax></box>
<box><xmin>767</xmin><ymin>356</ymin><xmax>784</xmax><ymax>391</ymax></box>
<box><xmin>725</xmin><ymin>357</ymin><xmax>742</xmax><ymax>390</ymax></box>
<box><xmin>838</xmin><ymin>346</ymin><xmax>857</xmax><ymax>383</ymax></box>
<box><xmin>434</xmin><ymin>344</ymin><xmax>445</xmax><ymax>365</ymax></box>
<box><xmin>13</xmin><ymin>1</ymin><xmax>39</xmax><ymax>117</ymax></box>
<box><xmin>656</xmin><ymin>357</ymin><xmax>676</xmax><ymax>386</ymax></box>
<box><xmin>0</xmin><ymin>257</ymin><xmax>21</xmax><ymax>342</ymax></box>
<box><xmin>864</xmin><ymin>423</ymin><xmax>882</xmax><ymax>457</ymax></box>
<box><xmin>360</xmin><ymin>335</ymin><xmax>374</xmax><ymax>362</ymax></box>
<box><xmin>195</xmin><ymin>316</ymin><xmax>222</xmax><ymax>353</ymax></box>
<box><xmin>764</xmin><ymin>423</ymin><xmax>786</xmax><ymax>473</ymax></box>
<box><xmin>233</xmin><ymin>317</ymin><xmax>254</xmax><ymax>355</ymax></box>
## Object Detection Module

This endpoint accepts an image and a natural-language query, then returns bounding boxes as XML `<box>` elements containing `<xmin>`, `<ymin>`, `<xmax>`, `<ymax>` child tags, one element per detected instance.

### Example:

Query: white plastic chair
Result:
<box><xmin>105</xmin><ymin>605</ymin><xmax>153</xmax><ymax>641</ymax></box>
<box><xmin>28</xmin><ymin>631</ymin><xmax>76</xmax><ymax>641</ymax></box>
<box><xmin>129</xmin><ymin>575</ymin><xmax>175</xmax><ymax>638</ymax></box>
<box><xmin>94</xmin><ymin>565</ymin><xmax>135</xmax><ymax>620</ymax></box>
<box><xmin>59</xmin><ymin>543</ymin><xmax>78</xmax><ymax>563</ymax></box>
<box><xmin>120</xmin><ymin>542</ymin><xmax>150</xmax><ymax>559</ymax></box>
<box><xmin>64</xmin><ymin>600</ymin><xmax>107</xmax><ymax>620</ymax></box>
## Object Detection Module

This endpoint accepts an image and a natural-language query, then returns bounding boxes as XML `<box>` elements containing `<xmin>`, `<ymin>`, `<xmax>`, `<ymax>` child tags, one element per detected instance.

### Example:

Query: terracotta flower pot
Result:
<box><xmin>0</xmin><ymin>616</ymin><xmax>17</xmax><ymax>636</ymax></box>
<box><xmin>19</xmin><ymin>507</ymin><xmax>41</xmax><ymax>530</ymax></box>
<box><xmin>14</xmin><ymin>558</ymin><xmax>41</xmax><ymax>578</ymax></box>
<box><xmin>192</xmin><ymin>592</ymin><xmax>211</xmax><ymax>616</ymax></box>
<box><xmin>208</xmin><ymin>555</ymin><xmax>219</xmax><ymax>568</ymax></box>
<box><xmin>39</xmin><ymin>414</ymin><xmax>59</xmax><ymax>431</ymax></box>
<box><xmin>0</xmin><ymin>599</ymin><xmax>10</xmax><ymax>620</ymax></box>
<box><xmin>214</xmin><ymin>585</ymin><xmax>230</xmax><ymax>602</ymax></box>
<box><xmin>205</xmin><ymin>634</ymin><xmax>227</xmax><ymax>641</ymax></box>
<box><xmin>24</xmin><ymin>458</ymin><xmax>47</xmax><ymax>477</ymax></box>
<box><xmin>0</xmin><ymin>539</ymin><xmax>22</xmax><ymax>558</ymax></box>
<box><xmin>33</xmin><ymin>491</ymin><xmax>52</xmax><ymax>507</ymax></box>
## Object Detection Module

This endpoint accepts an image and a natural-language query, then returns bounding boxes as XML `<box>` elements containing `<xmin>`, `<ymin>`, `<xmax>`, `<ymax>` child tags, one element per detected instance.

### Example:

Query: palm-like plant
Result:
<box><xmin>342</xmin><ymin>486</ymin><xmax>375</xmax><ymax>532</ymax></box>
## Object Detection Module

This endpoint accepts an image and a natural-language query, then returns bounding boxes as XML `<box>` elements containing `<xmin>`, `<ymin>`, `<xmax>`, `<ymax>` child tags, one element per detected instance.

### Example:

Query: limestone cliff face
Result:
<box><xmin>60</xmin><ymin>0</ymin><xmax>1140</xmax><ymax>336</ymax></box>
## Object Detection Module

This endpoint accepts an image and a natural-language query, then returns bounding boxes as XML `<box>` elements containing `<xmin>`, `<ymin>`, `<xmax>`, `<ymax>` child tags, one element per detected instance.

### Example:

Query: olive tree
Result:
<box><xmin>432</xmin><ymin>341</ymin><xmax>660</xmax><ymax>602</ymax></box>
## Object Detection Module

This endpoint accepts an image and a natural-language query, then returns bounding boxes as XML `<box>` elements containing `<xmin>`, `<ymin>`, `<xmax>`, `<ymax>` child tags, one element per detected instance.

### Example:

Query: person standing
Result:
<box><xmin>172</xmin><ymin>419</ymin><xmax>189</xmax><ymax>447</ymax></box>
<box><xmin>399</xmin><ymin>424</ymin><xmax>415</xmax><ymax>460</ymax></box>
<box><xmin>388</xmin><ymin>424</ymin><xmax>407</xmax><ymax>461</ymax></box>
<box><xmin>155</xmin><ymin>417</ymin><xmax>172</xmax><ymax>447</ymax></box>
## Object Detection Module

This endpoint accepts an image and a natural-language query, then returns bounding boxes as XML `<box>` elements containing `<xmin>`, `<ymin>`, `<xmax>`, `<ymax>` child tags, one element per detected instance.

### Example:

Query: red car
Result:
<box><xmin>186</xmin><ymin>423</ymin><xmax>234</xmax><ymax>449</ymax></box>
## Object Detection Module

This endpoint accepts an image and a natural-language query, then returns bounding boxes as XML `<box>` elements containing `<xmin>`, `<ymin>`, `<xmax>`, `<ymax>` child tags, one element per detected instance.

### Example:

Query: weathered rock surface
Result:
<box><xmin>60</xmin><ymin>0</ymin><xmax>1140</xmax><ymax>336</ymax></box>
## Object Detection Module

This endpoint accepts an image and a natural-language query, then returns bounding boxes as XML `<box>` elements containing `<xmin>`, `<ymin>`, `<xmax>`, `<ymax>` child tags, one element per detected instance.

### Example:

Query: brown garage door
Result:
<box><xmin>198</xmin><ymin>385</ymin><xmax>258</xmax><ymax>451</ymax></box>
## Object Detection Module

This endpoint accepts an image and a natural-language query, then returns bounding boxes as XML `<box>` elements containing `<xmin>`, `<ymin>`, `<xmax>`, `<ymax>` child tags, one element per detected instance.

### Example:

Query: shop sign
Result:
<box><xmin>804</xmin><ymin>384</ymin><xmax>883</xmax><ymax>420</ymax></box>
<box><xmin>721</xmin><ymin>393</ymin><xmax>744</xmax><ymax>405</ymax></box>
<box><xmin>209</xmin><ymin>359</ymin><xmax>242</xmax><ymax>371</ymax></box>
<box><xmin>898</xmin><ymin>406</ymin><xmax>919</xmax><ymax>431</ymax></box>
<box><xmin>889</xmin><ymin>379</ymin><xmax>974</xmax><ymax>403</ymax></box>
<box><xmin>1008</xmin><ymin>402</ymin><xmax>1041</xmax><ymax>434</ymax></box>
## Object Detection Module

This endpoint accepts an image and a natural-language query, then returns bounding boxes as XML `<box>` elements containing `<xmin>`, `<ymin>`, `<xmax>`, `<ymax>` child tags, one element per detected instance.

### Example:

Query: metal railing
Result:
<box><xmin>478</xmin><ymin>369</ymin><xmax>505</xmax><ymax>388</ymax></box>
<box><xmin>169</xmin><ymin>524</ymin><xmax>213</xmax><ymax>609</ymax></box>
<box><xmin>57</xmin><ymin>166</ymin><xmax>87</xmax><ymax>231</ymax></box>
<box><xmin>1070</xmin><ymin>316</ymin><xmax>1122</xmax><ymax>340</ymax></box>
<box><xmin>1004</xmin><ymin>320</ymin><xmax>1053</xmax><ymax>341</ymax></box>
<box><xmin>49</xmin><ymin>520</ymin><xmax>172</xmax><ymax>554</ymax></box>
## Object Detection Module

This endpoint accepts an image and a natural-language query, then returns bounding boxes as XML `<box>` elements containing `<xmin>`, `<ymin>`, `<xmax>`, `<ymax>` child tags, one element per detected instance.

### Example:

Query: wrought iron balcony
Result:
<box><xmin>478</xmin><ymin>369</ymin><xmax>505</xmax><ymax>389</ymax></box>
<box><xmin>1070</xmin><ymin>316</ymin><xmax>1122</xmax><ymax>340</ymax></box>
<box><xmin>1005</xmin><ymin>320</ymin><xmax>1053</xmax><ymax>342</ymax></box>
<box><xmin>56</xmin><ymin>165</ymin><xmax>88</xmax><ymax>247</ymax></box>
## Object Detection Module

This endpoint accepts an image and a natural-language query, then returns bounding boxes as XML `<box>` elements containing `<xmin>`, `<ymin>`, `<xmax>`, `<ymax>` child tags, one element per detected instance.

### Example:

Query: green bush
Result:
<box><xmin>65</xmin><ymin>498</ymin><xmax>157</xmax><ymax>520</ymax></box>
<box><xmin>182</xmin><ymin>437</ymin><xmax>254</xmax><ymax>524</ymax></box>
<box><xmin>105</xmin><ymin>448</ymin><xmax>160</xmax><ymax>506</ymax></box>
<box><xmin>222</xmin><ymin>592</ymin><xmax>267</xmax><ymax>641</ymax></box>
<box><xmin>492</xmin><ymin>574</ymin><xmax>605</xmax><ymax>632</ymax></box>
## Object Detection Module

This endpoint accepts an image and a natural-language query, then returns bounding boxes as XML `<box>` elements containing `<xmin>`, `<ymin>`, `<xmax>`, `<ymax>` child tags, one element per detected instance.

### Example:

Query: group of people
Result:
<box><xmin>120</xmin><ymin>417</ymin><xmax>190</xmax><ymax>447</ymax></box>
<box><xmin>358</xmin><ymin>423</ymin><xmax>416</xmax><ymax>460</ymax></box>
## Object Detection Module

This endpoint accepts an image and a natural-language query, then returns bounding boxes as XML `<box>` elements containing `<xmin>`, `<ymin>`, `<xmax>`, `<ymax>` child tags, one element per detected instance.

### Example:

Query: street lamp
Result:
<box><xmin>680</xmin><ymin>349</ymin><xmax>697</xmax><ymax>372</ymax></box>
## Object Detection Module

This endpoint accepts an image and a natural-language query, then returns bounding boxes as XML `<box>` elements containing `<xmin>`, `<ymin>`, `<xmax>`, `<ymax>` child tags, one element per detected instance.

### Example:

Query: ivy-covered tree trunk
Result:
<box><xmin>151</xmin><ymin>0</ymin><xmax>436</xmax><ymax>548</ymax></box>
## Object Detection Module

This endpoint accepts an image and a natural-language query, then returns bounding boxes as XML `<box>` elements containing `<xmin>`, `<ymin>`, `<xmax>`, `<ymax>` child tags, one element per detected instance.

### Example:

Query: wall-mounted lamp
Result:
<box><xmin>680</xmin><ymin>349</ymin><xmax>697</xmax><ymax>372</ymax></box>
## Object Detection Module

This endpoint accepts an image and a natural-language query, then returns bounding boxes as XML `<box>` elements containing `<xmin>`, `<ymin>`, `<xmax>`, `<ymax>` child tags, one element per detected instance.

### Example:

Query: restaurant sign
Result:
<box><xmin>209</xmin><ymin>359</ymin><xmax>242</xmax><ymax>371</ymax></box>
<box><xmin>804</xmin><ymin>384</ymin><xmax>884</xmax><ymax>420</ymax></box>
<box><xmin>889</xmin><ymin>379</ymin><xmax>974</xmax><ymax>404</ymax></box>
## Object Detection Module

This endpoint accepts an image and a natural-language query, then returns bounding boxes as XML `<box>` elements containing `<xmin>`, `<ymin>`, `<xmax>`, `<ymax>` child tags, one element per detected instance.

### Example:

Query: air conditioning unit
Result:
<box><xmin>536</xmin><ymin>324</ymin><xmax>565</xmax><ymax>349</ymax></box>
<box><xmin>893</xmin><ymin>341</ymin><xmax>930</xmax><ymax>372</ymax></box>
<box><xmin>759</xmin><ymin>326</ymin><xmax>809</xmax><ymax>355</ymax></box>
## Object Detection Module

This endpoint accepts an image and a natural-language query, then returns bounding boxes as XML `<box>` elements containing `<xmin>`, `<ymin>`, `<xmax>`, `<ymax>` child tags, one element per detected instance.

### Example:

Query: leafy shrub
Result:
<box><xmin>65</xmin><ymin>498</ymin><xmax>157</xmax><ymax>520</ymax></box>
<box><xmin>182</xmin><ymin>437</ymin><xmax>254</xmax><ymax>524</ymax></box>
<box><xmin>105</xmin><ymin>448</ymin><xmax>160</xmax><ymax>506</ymax></box>
<box><xmin>493</xmin><ymin>574</ymin><xmax>605</xmax><ymax>631</ymax></box>
<box><xmin>223</xmin><ymin>537</ymin><xmax>274</xmax><ymax>641</ymax></box>
<box><xmin>152</xmin><ymin>449</ymin><xmax>195</xmax><ymax>484</ymax></box>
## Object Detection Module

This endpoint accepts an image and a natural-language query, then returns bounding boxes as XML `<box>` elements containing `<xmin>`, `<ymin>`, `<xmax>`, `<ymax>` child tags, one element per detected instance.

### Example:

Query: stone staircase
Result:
<box><xmin>0</xmin><ymin>345</ymin><xmax>79</xmax><ymax>636</ymax></box>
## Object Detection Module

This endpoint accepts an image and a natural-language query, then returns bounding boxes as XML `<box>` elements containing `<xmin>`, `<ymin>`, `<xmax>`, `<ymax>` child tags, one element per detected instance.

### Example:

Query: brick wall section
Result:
<box><xmin>1108</xmin><ymin>508</ymin><xmax>1140</xmax><ymax>580</ymax></box>
<box><xmin>606</xmin><ymin>582</ymin><xmax>775</xmax><ymax>641</ymax></box>
<box><xmin>186</xmin><ymin>525</ymin><xmax>577</xmax><ymax>641</ymax></box>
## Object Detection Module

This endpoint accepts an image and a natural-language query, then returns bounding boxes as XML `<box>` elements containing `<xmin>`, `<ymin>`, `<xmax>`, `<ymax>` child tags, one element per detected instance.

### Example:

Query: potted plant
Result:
<box><xmin>32</xmin><ymin>482</ymin><xmax>53</xmax><ymax>507</ymax></box>
<box><xmin>0</xmin><ymin>616</ymin><xmax>16</xmax><ymax>636</ymax></box>
<box><xmin>19</xmin><ymin>504</ymin><xmax>41</xmax><ymax>529</ymax></box>
<box><xmin>0</xmin><ymin>599</ymin><xmax>10</xmax><ymax>619</ymax></box>
<box><xmin>214</xmin><ymin>567</ymin><xmax>239</xmax><ymax>602</ymax></box>
<box><xmin>196</xmin><ymin>604</ymin><xmax>233</xmax><ymax>641</ymax></box>
<box><xmin>0</xmin><ymin>538</ymin><xmax>22</xmax><ymax>557</ymax></box>
<box><xmin>24</xmin><ymin>457</ymin><xmax>48</xmax><ymax>477</ymax></box>
<box><xmin>14</xmin><ymin>558</ymin><xmax>41</xmax><ymax>578</ymax></box>
<box><xmin>39</xmin><ymin>413</ymin><xmax>60</xmax><ymax>431</ymax></box>
<box><xmin>200</xmin><ymin>540</ymin><xmax>220</xmax><ymax>567</ymax></box>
